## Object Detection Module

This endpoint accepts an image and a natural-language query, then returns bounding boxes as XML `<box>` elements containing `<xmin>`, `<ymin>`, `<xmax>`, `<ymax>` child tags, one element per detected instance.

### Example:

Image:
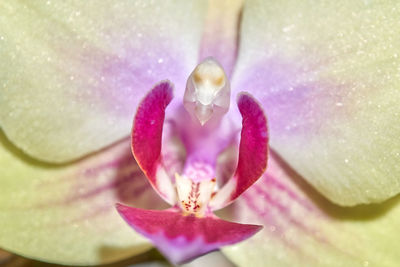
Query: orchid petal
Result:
<box><xmin>0</xmin><ymin>134</ymin><xmax>168</xmax><ymax>265</ymax></box>
<box><xmin>233</xmin><ymin>0</ymin><xmax>400</xmax><ymax>205</ymax></box>
<box><xmin>222</xmin><ymin>152</ymin><xmax>400</xmax><ymax>267</ymax></box>
<box><xmin>0</xmin><ymin>0</ymin><xmax>206</xmax><ymax>163</ymax></box>
<box><xmin>211</xmin><ymin>93</ymin><xmax>268</xmax><ymax>210</ymax></box>
<box><xmin>131</xmin><ymin>81</ymin><xmax>176</xmax><ymax>205</ymax></box>
<box><xmin>116</xmin><ymin>204</ymin><xmax>261</xmax><ymax>264</ymax></box>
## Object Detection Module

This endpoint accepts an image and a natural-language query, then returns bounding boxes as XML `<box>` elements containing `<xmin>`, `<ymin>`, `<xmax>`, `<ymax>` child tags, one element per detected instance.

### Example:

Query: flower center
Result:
<box><xmin>171</xmin><ymin>58</ymin><xmax>234</xmax><ymax>217</ymax></box>
<box><xmin>130</xmin><ymin>58</ymin><xmax>269</xmax><ymax>219</ymax></box>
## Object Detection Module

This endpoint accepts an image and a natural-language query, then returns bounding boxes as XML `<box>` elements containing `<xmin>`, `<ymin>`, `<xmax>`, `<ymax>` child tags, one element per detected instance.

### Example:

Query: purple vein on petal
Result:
<box><xmin>263</xmin><ymin>174</ymin><xmax>316</xmax><ymax>213</ymax></box>
<box><xmin>31</xmin><ymin>140</ymin><xmax>165</xmax><ymax>213</ymax></box>
<box><xmin>250</xmin><ymin>183</ymin><xmax>328</xmax><ymax>244</ymax></box>
<box><xmin>240</xmin><ymin>193</ymin><xmax>300</xmax><ymax>254</ymax></box>
<box><xmin>236</xmin><ymin>154</ymin><xmax>362</xmax><ymax>262</ymax></box>
<box><xmin>38</xmin><ymin>169</ymin><xmax>153</xmax><ymax>208</ymax></box>
<box><xmin>64</xmin><ymin>170</ymin><xmax>144</xmax><ymax>203</ymax></box>
<box><xmin>82</xmin><ymin>155</ymin><xmax>134</xmax><ymax>178</ymax></box>
<box><xmin>241</xmin><ymin>186</ymin><xmax>345</xmax><ymax>265</ymax></box>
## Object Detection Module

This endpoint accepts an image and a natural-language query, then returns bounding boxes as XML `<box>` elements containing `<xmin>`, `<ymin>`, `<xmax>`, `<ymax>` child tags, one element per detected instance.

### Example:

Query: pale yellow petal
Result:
<box><xmin>233</xmin><ymin>0</ymin><xmax>400</xmax><ymax>205</ymax></box>
<box><xmin>0</xmin><ymin>132</ymin><xmax>167</xmax><ymax>265</ymax></box>
<box><xmin>0</xmin><ymin>0</ymin><xmax>206</xmax><ymax>163</ymax></box>
<box><xmin>222</xmin><ymin>152</ymin><xmax>400</xmax><ymax>267</ymax></box>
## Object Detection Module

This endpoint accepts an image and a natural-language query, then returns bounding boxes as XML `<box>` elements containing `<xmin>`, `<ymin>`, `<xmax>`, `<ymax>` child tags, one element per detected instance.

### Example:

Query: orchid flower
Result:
<box><xmin>0</xmin><ymin>0</ymin><xmax>399</xmax><ymax>266</ymax></box>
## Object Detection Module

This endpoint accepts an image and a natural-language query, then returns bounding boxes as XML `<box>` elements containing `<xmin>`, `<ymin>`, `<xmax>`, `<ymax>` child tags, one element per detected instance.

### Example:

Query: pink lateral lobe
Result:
<box><xmin>230</xmin><ymin>93</ymin><xmax>269</xmax><ymax>201</ymax></box>
<box><xmin>116</xmin><ymin>203</ymin><xmax>262</xmax><ymax>264</ymax></box>
<box><xmin>234</xmin><ymin>93</ymin><xmax>269</xmax><ymax>197</ymax></box>
<box><xmin>131</xmin><ymin>81</ymin><xmax>173</xmax><ymax>192</ymax></box>
<box><xmin>209</xmin><ymin>93</ymin><xmax>269</xmax><ymax>210</ymax></box>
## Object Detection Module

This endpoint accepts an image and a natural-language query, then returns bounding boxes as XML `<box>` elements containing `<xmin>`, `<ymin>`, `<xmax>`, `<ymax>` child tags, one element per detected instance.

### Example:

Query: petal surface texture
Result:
<box><xmin>0</xmin><ymin>134</ymin><xmax>168</xmax><ymax>265</ymax></box>
<box><xmin>131</xmin><ymin>81</ymin><xmax>176</xmax><ymax>205</ymax></box>
<box><xmin>199</xmin><ymin>0</ymin><xmax>244</xmax><ymax>77</ymax></box>
<box><xmin>222</xmin><ymin>152</ymin><xmax>400</xmax><ymax>267</ymax></box>
<box><xmin>116</xmin><ymin>204</ymin><xmax>262</xmax><ymax>264</ymax></box>
<box><xmin>233</xmin><ymin>0</ymin><xmax>400</xmax><ymax>205</ymax></box>
<box><xmin>0</xmin><ymin>0</ymin><xmax>206</xmax><ymax>163</ymax></box>
<box><xmin>211</xmin><ymin>93</ymin><xmax>269</xmax><ymax>209</ymax></box>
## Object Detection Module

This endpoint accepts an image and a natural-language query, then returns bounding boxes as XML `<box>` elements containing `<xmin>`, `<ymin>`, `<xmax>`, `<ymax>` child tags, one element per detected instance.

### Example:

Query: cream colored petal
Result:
<box><xmin>0</xmin><ymin>0</ymin><xmax>206</xmax><ymax>163</ymax></box>
<box><xmin>0</xmin><ymin>132</ymin><xmax>167</xmax><ymax>265</ymax></box>
<box><xmin>233</xmin><ymin>0</ymin><xmax>400</xmax><ymax>205</ymax></box>
<box><xmin>222</xmin><ymin>152</ymin><xmax>400</xmax><ymax>267</ymax></box>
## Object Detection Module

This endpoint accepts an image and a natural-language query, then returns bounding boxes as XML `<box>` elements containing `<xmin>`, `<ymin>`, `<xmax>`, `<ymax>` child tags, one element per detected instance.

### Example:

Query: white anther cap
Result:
<box><xmin>184</xmin><ymin>58</ymin><xmax>230</xmax><ymax>125</ymax></box>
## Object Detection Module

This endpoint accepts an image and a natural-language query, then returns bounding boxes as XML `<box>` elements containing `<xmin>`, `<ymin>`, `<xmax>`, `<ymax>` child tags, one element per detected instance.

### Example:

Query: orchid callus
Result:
<box><xmin>116</xmin><ymin>58</ymin><xmax>268</xmax><ymax>263</ymax></box>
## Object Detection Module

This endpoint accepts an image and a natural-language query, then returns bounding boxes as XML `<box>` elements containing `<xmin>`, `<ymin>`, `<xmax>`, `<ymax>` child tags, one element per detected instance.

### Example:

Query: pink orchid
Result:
<box><xmin>1</xmin><ymin>0</ymin><xmax>400</xmax><ymax>266</ymax></box>
<box><xmin>116</xmin><ymin>72</ymin><xmax>268</xmax><ymax>263</ymax></box>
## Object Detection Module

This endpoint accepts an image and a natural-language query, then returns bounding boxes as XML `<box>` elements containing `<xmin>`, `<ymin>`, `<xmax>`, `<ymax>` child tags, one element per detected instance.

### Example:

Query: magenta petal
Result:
<box><xmin>235</xmin><ymin>93</ymin><xmax>269</xmax><ymax>195</ymax></box>
<box><xmin>116</xmin><ymin>204</ymin><xmax>262</xmax><ymax>264</ymax></box>
<box><xmin>131</xmin><ymin>81</ymin><xmax>176</xmax><ymax>204</ymax></box>
<box><xmin>211</xmin><ymin>93</ymin><xmax>269</xmax><ymax>209</ymax></box>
